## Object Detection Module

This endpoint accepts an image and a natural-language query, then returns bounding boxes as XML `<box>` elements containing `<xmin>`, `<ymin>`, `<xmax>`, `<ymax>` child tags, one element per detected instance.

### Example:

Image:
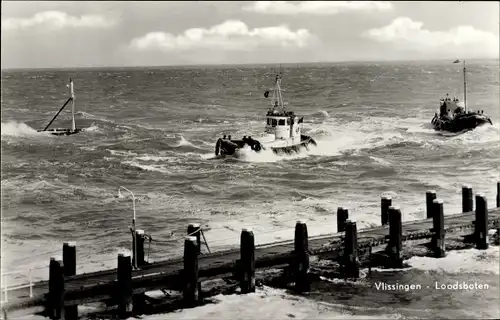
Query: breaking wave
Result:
<box><xmin>1</xmin><ymin>121</ymin><xmax>45</xmax><ymax>137</ymax></box>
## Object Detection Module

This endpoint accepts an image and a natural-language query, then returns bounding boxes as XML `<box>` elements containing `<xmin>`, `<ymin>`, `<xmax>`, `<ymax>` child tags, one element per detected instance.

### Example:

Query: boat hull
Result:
<box><xmin>215</xmin><ymin>135</ymin><xmax>316</xmax><ymax>157</ymax></box>
<box><xmin>431</xmin><ymin>113</ymin><xmax>492</xmax><ymax>133</ymax></box>
<box><xmin>270</xmin><ymin>135</ymin><xmax>317</xmax><ymax>155</ymax></box>
<box><xmin>37</xmin><ymin>128</ymin><xmax>83</xmax><ymax>136</ymax></box>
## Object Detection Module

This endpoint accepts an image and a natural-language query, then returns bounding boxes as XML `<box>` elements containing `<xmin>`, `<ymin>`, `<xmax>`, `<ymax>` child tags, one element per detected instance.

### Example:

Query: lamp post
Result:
<box><xmin>118</xmin><ymin>186</ymin><xmax>137</xmax><ymax>269</ymax></box>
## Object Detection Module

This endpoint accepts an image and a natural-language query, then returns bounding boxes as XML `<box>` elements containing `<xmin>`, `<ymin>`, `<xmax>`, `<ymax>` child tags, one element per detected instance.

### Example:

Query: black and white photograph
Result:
<box><xmin>1</xmin><ymin>1</ymin><xmax>499</xmax><ymax>319</ymax></box>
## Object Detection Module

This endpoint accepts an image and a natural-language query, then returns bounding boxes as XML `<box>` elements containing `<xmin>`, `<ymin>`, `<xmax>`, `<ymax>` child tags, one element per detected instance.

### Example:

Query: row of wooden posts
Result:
<box><xmin>44</xmin><ymin>184</ymin><xmax>499</xmax><ymax>319</ymax></box>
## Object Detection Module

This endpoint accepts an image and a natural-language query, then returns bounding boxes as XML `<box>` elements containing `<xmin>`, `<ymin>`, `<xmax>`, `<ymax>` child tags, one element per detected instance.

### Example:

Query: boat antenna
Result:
<box><xmin>463</xmin><ymin>60</ymin><xmax>467</xmax><ymax>113</ymax></box>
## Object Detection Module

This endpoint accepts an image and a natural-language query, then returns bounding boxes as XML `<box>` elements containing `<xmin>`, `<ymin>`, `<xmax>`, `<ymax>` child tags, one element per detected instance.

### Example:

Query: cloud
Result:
<box><xmin>2</xmin><ymin>11</ymin><xmax>115</xmax><ymax>31</ymax></box>
<box><xmin>129</xmin><ymin>20</ymin><xmax>313</xmax><ymax>52</ymax></box>
<box><xmin>365</xmin><ymin>17</ymin><xmax>499</xmax><ymax>54</ymax></box>
<box><xmin>243</xmin><ymin>1</ymin><xmax>392</xmax><ymax>15</ymax></box>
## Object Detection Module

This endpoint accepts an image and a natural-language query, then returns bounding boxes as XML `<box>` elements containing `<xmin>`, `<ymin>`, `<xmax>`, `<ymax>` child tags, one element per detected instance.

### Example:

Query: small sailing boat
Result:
<box><xmin>431</xmin><ymin>60</ymin><xmax>492</xmax><ymax>133</ymax></box>
<box><xmin>38</xmin><ymin>78</ymin><xmax>84</xmax><ymax>136</ymax></box>
<box><xmin>214</xmin><ymin>70</ymin><xmax>316</xmax><ymax>157</ymax></box>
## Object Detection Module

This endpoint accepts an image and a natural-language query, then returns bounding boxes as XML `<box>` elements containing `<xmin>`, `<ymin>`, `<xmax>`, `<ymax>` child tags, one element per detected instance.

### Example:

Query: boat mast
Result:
<box><xmin>278</xmin><ymin>64</ymin><xmax>284</xmax><ymax>110</ymax></box>
<box><xmin>69</xmin><ymin>78</ymin><xmax>76</xmax><ymax>131</ymax></box>
<box><xmin>463</xmin><ymin>60</ymin><xmax>467</xmax><ymax>113</ymax></box>
<box><xmin>271</xmin><ymin>65</ymin><xmax>285</xmax><ymax>112</ymax></box>
<box><xmin>277</xmin><ymin>75</ymin><xmax>285</xmax><ymax>110</ymax></box>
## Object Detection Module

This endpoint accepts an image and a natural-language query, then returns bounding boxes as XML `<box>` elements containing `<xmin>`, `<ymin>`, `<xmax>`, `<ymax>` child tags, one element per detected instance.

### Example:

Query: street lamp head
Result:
<box><xmin>117</xmin><ymin>188</ymin><xmax>125</xmax><ymax>199</ymax></box>
<box><xmin>118</xmin><ymin>186</ymin><xmax>133</xmax><ymax>199</ymax></box>
<box><xmin>117</xmin><ymin>186</ymin><xmax>137</xmax><ymax>221</ymax></box>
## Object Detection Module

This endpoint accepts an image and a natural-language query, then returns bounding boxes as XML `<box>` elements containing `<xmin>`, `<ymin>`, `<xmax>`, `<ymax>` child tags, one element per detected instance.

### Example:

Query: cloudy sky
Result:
<box><xmin>1</xmin><ymin>1</ymin><xmax>498</xmax><ymax>68</ymax></box>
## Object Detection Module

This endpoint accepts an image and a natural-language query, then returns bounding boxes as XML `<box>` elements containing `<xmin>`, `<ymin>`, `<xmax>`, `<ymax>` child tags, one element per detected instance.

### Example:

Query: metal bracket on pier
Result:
<box><xmin>200</xmin><ymin>228</ymin><xmax>211</xmax><ymax>254</ymax></box>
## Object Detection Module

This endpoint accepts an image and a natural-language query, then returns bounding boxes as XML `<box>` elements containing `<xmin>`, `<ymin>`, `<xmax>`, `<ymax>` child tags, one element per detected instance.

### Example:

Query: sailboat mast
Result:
<box><xmin>463</xmin><ymin>61</ymin><xmax>467</xmax><ymax>113</ymax></box>
<box><xmin>70</xmin><ymin>78</ymin><xmax>76</xmax><ymax>131</ymax></box>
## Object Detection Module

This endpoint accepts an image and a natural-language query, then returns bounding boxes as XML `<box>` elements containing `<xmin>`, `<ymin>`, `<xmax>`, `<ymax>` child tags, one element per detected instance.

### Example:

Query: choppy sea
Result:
<box><xmin>1</xmin><ymin>60</ymin><xmax>499</xmax><ymax>319</ymax></box>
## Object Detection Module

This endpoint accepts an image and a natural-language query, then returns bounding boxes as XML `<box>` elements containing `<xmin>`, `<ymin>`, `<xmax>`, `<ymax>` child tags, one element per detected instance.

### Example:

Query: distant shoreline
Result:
<box><xmin>2</xmin><ymin>58</ymin><xmax>499</xmax><ymax>72</ymax></box>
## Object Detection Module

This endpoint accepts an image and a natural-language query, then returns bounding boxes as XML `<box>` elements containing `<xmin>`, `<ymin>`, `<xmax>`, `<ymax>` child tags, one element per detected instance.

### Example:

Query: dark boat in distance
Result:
<box><xmin>214</xmin><ymin>72</ymin><xmax>316</xmax><ymax>157</ymax></box>
<box><xmin>37</xmin><ymin>78</ymin><xmax>84</xmax><ymax>136</ymax></box>
<box><xmin>431</xmin><ymin>60</ymin><xmax>492</xmax><ymax>133</ymax></box>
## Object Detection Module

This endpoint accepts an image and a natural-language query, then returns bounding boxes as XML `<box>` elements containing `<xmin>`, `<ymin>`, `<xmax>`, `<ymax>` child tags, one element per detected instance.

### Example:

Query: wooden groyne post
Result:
<box><xmin>432</xmin><ymin>199</ymin><xmax>445</xmax><ymax>258</ymax></box>
<box><xmin>386</xmin><ymin>206</ymin><xmax>403</xmax><ymax>268</ymax></box>
<box><xmin>117</xmin><ymin>253</ymin><xmax>132</xmax><ymax>318</ymax></box>
<box><xmin>183</xmin><ymin>236</ymin><xmax>199</xmax><ymax>307</ymax></box>
<box><xmin>343</xmin><ymin>220</ymin><xmax>359</xmax><ymax>278</ymax></box>
<box><xmin>475</xmin><ymin>194</ymin><xmax>489</xmax><ymax>250</ymax></box>
<box><xmin>426</xmin><ymin>190</ymin><xmax>437</xmax><ymax>219</ymax></box>
<box><xmin>381</xmin><ymin>196</ymin><xmax>392</xmax><ymax>226</ymax></box>
<box><xmin>293</xmin><ymin>221</ymin><xmax>310</xmax><ymax>292</ymax></box>
<box><xmin>47</xmin><ymin>258</ymin><xmax>64</xmax><ymax>320</ymax></box>
<box><xmin>337</xmin><ymin>207</ymin><xmax>348</xmax><ymax>233</ymax></box>
<box><xmin>62</xmin><ymin>242</ymin><xmax>77</xmax><ymax>320</ymax></box>
<box><xmin>497</xmin><ymin>182</ymin><xmax>500</xmax><ymax>208</ymax></box>
<box><xmin>240</xmin><ymin>228</ymin><xmax>255</xmax><ymax>294</ymax></box>
<box><xmin>462</xmin><ymin>185</ymin><xmax>473</xmax><ymax>213</ymax></box>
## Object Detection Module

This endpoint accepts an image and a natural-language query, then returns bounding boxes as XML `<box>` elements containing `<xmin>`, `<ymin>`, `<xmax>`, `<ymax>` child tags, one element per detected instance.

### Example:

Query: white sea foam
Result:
<box><xmin>173</xmin><ymin>135</ymin><xmax>198</xmax><ymax>148</ymax></box>
<box><xmin>0</xmin><ymin>286</ymin><xmax>402</xmax><ymax>320</ymax></box>
<box><xmin>84</xmin><ymin>125</ymin><xmax>99</xmax><ymax>132</ymax></box>
<box><xmin>138</xmin><ymin>286</ymin><xmax>401</xmax><ymax>320</ymax></box>
<box><xmin>406</xmin><ymin>246</ymin><xmax>500</xmax><ymax>275</ymax></box>
<box><xmin>135</xmin><ymin>155</ymin><xmax>172</xmax><ymax>162</ymax></box>
<box><xmin>77</xmin><ymin>111</ymin><xmax>114</xmax><ymax>124</ymax></box>
<box><xmin>319</xmin><ymin>109</ymin><xmax>330</xmax><ymax>118</ymax></box>
<box><xmin>122</xmin><ymin>160</ymin><xmax>172</xmax><ymax>174</ymax></box>
<box><xmin>107</xmin><ymin>149</ymin><xmax>138</xmax><ymax>157</ymax></box>
<box><xmin>195</xmin><ymin>205</ymin><xmax>382</xmax><ymax>253</ymax></box>
<box><xmin>1</xmin><ymin>121</ymin><xmax>47</xmax><ymax>137</ymax></box>
<box><xmin>369</xmin><ymin>156</ymin><xmax>392</xmax><ymax>166</ymax></box>
<box><xmin>236</xmin><ymin>145</ymin><xmax>311</xmax><ymax>163</ymax></box>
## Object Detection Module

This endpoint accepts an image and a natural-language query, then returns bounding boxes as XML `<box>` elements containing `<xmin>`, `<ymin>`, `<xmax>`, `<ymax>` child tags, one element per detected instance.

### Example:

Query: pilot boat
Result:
<box><xmin>431</xmin><ymin>60</ymin><xmax>492</xmax><ymax>133</ymax></box>
<box><xmin>214</xmin><ymin>72</ymin><xmax>316</xmax><ymax>157</ymax></box>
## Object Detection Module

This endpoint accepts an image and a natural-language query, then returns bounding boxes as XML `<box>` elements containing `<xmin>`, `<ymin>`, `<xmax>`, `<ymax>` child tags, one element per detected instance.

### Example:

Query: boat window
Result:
<box><xmin>272</xmin><ymin>119</ymin><xmax>277</xmax><ymax>127</ymax></box>
<box><xmin>278</xmin><ymin>119</ymin><xmax>285</xmax><ymax>126</ymax></box>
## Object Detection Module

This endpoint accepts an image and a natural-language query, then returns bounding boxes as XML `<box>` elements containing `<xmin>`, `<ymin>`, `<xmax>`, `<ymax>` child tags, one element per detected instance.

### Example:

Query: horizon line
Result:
<box><xmin>2</xmin><ymin>57</ymin><xmax>499</xmax><ymax>71</ymax></box>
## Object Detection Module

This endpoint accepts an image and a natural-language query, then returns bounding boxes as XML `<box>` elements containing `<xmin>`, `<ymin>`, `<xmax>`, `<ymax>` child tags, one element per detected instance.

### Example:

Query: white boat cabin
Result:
<box><xmin>265</xmin><ymin>109</ymin><xmax>303</xmax><ymax>141</ymax></box>
<box><xmin>263</xmin><ymin>74</ymin><xmax>304</xmax><ymax>145</ymax></box>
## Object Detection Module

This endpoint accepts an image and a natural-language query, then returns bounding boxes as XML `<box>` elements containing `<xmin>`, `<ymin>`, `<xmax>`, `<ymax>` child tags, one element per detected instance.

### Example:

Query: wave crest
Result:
<box><xmin>1</xmin><ymin>121</ymin><xmax>46</xmax><ymax>137</ymax></box>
